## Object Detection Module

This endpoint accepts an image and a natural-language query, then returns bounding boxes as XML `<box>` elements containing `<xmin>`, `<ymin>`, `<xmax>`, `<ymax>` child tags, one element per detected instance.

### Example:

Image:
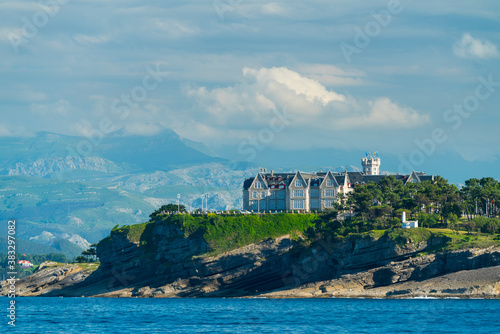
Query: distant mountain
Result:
<box><xmin>220</xmin><ymin>146</ymin><xmax>500</xmax><ymax>185</ymax></box>
<box><xmin>94</xmin><ymin>127</ymin><xmax>226</xmax><ymax>171</ymax></box>
<box><xmin>0</xmin><ymin>127</ymin><xmax>225</xmax><ymax>177</ymax></box>
<box><xmin>0</xmin><ymin>128</ymin><xmax>257</xmax><ymax>247</ymax></box>
<box><xmin>0</xmin><ymin>236</ymin><xmax>83</xmax><ymax>260</ymax></box>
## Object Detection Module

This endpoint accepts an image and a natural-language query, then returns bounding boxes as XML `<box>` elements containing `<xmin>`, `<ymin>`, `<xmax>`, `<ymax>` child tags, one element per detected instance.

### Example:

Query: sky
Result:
<box><xmin>1</xmin><ymin>0</ymin><xmax>500</xmax><ymax>173</ymax></box>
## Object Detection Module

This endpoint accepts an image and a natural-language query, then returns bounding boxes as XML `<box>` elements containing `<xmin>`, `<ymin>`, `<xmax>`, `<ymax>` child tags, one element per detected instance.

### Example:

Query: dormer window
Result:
<box><xmin>295</xmin><ymin>180</ymin><xmax>302</xmax><ymax>187</ymax></box>
<box><xmin>326</xmin><ymin>180</ymin><xmax>334</xmax><ymax>187</ymax></box>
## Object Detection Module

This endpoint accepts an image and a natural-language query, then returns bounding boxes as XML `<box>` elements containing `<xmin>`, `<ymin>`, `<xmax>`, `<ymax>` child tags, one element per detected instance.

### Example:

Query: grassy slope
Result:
<box><xmin>34</xmin><ymin>261</ymin><xmax>101</xmax><ymax>274</ymax></box>
<box><xmin>0</xmin><ymin>175</ymin><xmax>154</xmax><ymax>241</ymax></box>
<box><xmin>424</xmin><ymin>228</ymin><xmax>500</xmax><ymax>253</ymax></box>
<box><xmin>100</xmin><ymin>215</ymin><xmax>500</xmax><ymax>260</ymax></box>
<box><xmin>106</xmin><ymin>213</ymin><xmax>320</xmax><ymax>255</ymax></box>
<box><xmin>169</xmin><ymin>213</ymin><xmax>319</xmax><ymax>253</ymax></box>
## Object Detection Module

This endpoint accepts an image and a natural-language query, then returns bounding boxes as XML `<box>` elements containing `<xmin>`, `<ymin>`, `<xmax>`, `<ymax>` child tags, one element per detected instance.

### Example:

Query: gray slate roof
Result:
<box><xmin>243</xmin><ymin>170</ymin><xmax>434</xmax><ymax>189</ymax></box>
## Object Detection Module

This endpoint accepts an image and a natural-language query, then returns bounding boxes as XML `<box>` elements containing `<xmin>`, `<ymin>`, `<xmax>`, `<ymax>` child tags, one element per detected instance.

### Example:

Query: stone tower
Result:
<box><xmin>361</xmin><ymin>156</ymin><xmax>381</xmax><ymax>175</ymax></box>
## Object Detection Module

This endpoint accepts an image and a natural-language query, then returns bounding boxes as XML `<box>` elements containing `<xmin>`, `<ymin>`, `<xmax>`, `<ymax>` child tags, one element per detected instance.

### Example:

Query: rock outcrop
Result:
<box><xmin>261</xmin><ymin>247</ymin><xmax>500</xmax><ymax>298</ymax></box>
<box><xmin>3</xmin><ymin>223</ymin><xmax>500</xmax><ymax>298</ymax></box>
<box><xmin>0</xmin><ymin>262</ymin><xmax>99</xmax><ymax>296</ymax></box>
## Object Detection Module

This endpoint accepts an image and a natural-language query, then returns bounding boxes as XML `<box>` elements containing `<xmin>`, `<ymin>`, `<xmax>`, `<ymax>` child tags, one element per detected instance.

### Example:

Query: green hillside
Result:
<box><xmin>103</xmin><ymin>213</ymin><xmax>319</xmax><ymax>255</ymax></box>
<box><xmin>0</xmin><ymin>236</ymin><xmax>82</xmax><ymax>259</ymax></box>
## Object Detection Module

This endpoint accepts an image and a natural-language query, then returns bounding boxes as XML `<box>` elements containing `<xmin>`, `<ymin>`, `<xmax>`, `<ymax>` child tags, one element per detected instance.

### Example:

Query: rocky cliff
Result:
<box><xmin>0</xmin><ymin>262</ymin><xmax>99</xmax><ymax>296</ymax></box>
<box><xmin>3</xmin><ymin>220</ymin><xmax>499</xmax><ymax>298</ymax></box>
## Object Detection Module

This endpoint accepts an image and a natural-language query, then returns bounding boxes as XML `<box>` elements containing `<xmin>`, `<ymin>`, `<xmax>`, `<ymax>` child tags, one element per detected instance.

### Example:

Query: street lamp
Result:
<box><xmin>177</xmin><ymin>194</ymin><xmax>180</xmax><ymax>214</ymax></box>
<box><xmin>257</xmin><ymin>193</ymin><xmax>260</xmax><ymax>214</ymax></box>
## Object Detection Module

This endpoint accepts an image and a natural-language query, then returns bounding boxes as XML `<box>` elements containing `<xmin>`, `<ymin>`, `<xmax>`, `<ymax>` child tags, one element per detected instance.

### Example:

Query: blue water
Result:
<box><xmin>1</xmin><ymin>297</ymin><xmax>499</xmax><ymax>333</ymax></box>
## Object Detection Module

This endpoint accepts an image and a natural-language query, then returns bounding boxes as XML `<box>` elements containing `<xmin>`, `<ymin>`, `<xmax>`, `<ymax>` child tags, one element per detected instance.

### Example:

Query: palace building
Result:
<box><xmin>242</xmin><ymin>154</ymin><xmax>434</xmax><ymax>212</ymax></box>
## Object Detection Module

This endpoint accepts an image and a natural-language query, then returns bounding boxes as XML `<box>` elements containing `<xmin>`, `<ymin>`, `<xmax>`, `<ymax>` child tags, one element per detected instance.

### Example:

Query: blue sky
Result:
<box><xmin>1</xmin><ymin>1</ymin><xmax>500</xmax><ymax>170</ymax></box>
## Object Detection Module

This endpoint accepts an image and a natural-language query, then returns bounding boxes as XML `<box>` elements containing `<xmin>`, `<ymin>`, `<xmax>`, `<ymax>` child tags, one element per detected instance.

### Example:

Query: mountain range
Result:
<box><xmin>1</xmin><ymin>126</ymin><xmax>499</xmax><ymax>257</ymax></box>
<box><xmin>0</xmin><ymin>127</ymin><xmax>256</xmax><ymax>255</ymax></box>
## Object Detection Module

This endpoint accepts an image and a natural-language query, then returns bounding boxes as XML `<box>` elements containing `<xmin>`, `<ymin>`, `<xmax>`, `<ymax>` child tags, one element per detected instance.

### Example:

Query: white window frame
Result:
<box><xmin>324</xmin><ymin>200</ymin><xmax>334</xmax><ymax>208</ymax></box>
<box><xmin>295</xmin><ymin>180</ymin><xmax>302</xmax><ymax>187</ymax></box>
<box><xmin>252</xmin><ymin>191</ymin><xmax>257</xmax><ymax>199</ymax></box>
<box><xmin>293</xmin><ymin>189</ymin><xmax>304</xmax><ymax>197</ymax></box>
<box><xmin>326</xmin><ymin>180</ymin><xmax>334</xmax><ymax>187</ymax></box>
<box><xmin>293</xmin><ymin>200</ymin><xmax>304</xmax><ymax>209</ymax></box>
<box><xmin>325</xmin><ymin>189</ymin><xmax>335</xmax><ymax>197</ymax></box>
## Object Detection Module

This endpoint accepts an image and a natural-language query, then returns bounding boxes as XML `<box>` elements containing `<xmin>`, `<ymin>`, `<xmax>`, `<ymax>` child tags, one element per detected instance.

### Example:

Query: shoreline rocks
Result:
<box><xmin>2</xmin><ymin>227</ymin><xmax>499</xmax><ymax>299</ymax></box>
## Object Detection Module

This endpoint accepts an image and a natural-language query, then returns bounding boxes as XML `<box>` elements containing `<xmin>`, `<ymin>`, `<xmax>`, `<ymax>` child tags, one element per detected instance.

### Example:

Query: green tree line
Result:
<box><xmin>338</xmin><ymin>175</ymin><xmax>500</xmax><ymax>233</ymax></box>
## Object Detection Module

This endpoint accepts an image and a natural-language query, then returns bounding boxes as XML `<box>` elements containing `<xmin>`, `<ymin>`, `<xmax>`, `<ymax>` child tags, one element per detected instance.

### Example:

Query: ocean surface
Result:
<box><xmin>1</xmin><ymin>297</ymin><xmax>499</xmax><ymax>333</ymax></box>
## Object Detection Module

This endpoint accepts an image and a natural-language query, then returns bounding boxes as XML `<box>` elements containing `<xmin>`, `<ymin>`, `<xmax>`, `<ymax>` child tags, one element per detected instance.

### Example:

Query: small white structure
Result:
<box><xmin>18</xmin><ymin>260</ymin><xmax>34</xmax><ymax>268</ymax></box>
<box><xmin>401</xmin><ymin>211</ymin><xmax>418</xmax><ymax>229</ymax></box>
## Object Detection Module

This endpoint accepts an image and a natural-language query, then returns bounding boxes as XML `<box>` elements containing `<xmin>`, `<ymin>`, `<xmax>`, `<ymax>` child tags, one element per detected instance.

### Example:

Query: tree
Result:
<box><xmin>79</xmin><ymin>245</ymin><xmax>98</xmax><ymax>263</ymax></box>
<box><xmin>447</xmin><ymin>213</ymin><xmax>459</xmax><ymax>234</ymax></box>
<box><xmin>352</xmin><ymin>183</ymin><xmax>379</xmax><ymax>221</ymax></box>
<box><xmin>150</xmin><ymin>203</ymin><xmax>187</xmax><ymax>219</ymax></box>
<box><xmin>461</xmin><ymin>177</ymin><xmax>500</xmax><ymax>219</ymax></box>
<box><xmin>75</xmin><ymin>256</ymin><xmax>88</xmax><ymax>263</ymax></box>
<box><xmin>463</xmin><ymin>220</ymin><xmax>475</xmax><ymax>234</ymax></box>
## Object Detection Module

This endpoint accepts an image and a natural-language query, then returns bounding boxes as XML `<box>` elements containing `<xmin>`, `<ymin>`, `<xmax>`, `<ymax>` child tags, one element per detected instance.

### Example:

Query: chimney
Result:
<box><xmin>402</xmin><ymin>211</ymin><xmax>406</xmax><ymax>222</ymax></box>
<box><xmin>271</xmin><ymin>170</ymin><xmax>274</xmax><ymax>177</ymax></box>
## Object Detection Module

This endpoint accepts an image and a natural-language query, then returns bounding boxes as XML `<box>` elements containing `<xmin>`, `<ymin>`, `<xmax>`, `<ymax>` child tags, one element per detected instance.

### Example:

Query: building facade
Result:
<box><xmin>242</xmin><ymin>155</ymin><xmax>434</xmax><ymax>212</ymax></box>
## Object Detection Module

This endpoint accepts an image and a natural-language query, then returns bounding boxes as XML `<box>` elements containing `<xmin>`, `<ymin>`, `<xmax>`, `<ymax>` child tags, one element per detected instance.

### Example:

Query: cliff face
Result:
<box><xmin>0</xmin><ymin>262</ymin><xmax>99</xmax><ymax>296</ymax></box>
<box><xmin>4</xmin><ymin>223</ymin><xmax>500</xmax><ymax>298</ymax></box>
<box><xmin>90</xmin><ymin>222</ymin><xmax>428</xmax><ymax>297</ymax></box>
<box><xmin>263</xmin><ymin>247</ymin><xmax>500</xmax><ymax>298</ymax></box>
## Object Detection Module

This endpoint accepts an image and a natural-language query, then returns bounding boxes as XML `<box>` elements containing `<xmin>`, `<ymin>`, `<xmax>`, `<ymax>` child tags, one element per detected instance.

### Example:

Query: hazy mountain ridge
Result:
<box><xmin>4</xmin><ymin>157</ymin><xmax>121</xmax><ymax>177</ymax></box>
<box><xmin>3</xmin><ymin>127</ymin><xmax>498</xmax><ymax>249</ymax></box>
<box><xmin>0</xmin><ymin>130</ymin><xmax>256</xmax><ymax>246</ymax></box>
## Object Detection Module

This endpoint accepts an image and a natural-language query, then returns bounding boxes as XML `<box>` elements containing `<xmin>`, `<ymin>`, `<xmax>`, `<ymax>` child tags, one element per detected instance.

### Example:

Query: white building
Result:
<box><xmin>401</xmin><ymin>211</ymin><xmax>419</xmax><ymax>228</ymax></box>
<box><xmin>242</xmin><ymin>154</ymin><xmax>434</xmax><ymax>213</ymax></box>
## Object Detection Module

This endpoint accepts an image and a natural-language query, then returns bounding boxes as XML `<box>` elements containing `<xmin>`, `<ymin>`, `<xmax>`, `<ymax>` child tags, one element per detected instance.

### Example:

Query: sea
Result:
<box><xmin>1</xmin><ymin>297</ymin><xmax>499</xmax><ymax>333</ymax></box>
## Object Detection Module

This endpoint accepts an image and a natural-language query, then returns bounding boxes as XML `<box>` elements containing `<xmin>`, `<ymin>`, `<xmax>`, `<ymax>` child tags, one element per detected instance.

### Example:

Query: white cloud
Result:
<box><xmin>297</xmin><ymin>64</ymin><xmax>367</xmax><ymax>86</ymax></box>
<box><xmin>0</xmin><ymin>2</ymin><xmax>42</xmax><ymax>11</ymax></box>
<box><xmin>2</xmin><ymin>90</ymin><xmax>47</xmax><ymax>102</ymax></box>
<box><xmin>0</xmin><ymin>123</ymin><xmax>12</xmax><ymax>136</ymax></box>
<box><xmin>73</xmin><ymin>119</ymin><xmax>94</xmax><ymax>138</ymax></box>
<box><xmin>0</xmin><ymin>123</ymin><xmax>30</xmax><ymax>137</ymax></box>
<box><xmin>183</xmin><ymin>66</ymin><xmax>429</xmax><ymax>149</ymax></box>
<box><xmin>0</xmin><ymin>27</ymin><xmax>21</xmax><ymax>42</ymax></box>
<box><xmin>30</xmin><ymin>99</ymin><xmax>71</xmax><ymax>116</ymax></box>
<box><xmin>336</xmin><ymin>98</ymin><xmax>429</xmax><ymax>129</ymax></box>
<box><xmin>453</xmin><ymin>33</ymin><xmax>499</xmax><ymax>59</ymax></box>
<box><xmin>123</xmin><ymin>122</ymin><xmax>164</xmax><ymax>136</ymax></box>
<box><xmin>74</xmin><ymin>34</ymin><xmax>110</xmax><ymax>45</ymax></box>
<box><xmin>152</xmin><ymin>19</ymin><xmax>200</xmax><ymax>38</ymax></box>
<box><xmin>260</xmin><ymin>3</ymin><xmax>290</xmax><ymax>16</ymax></box>
<box><xmin>242</xmin><ymin>67</ymin><xmax>346</xmax><ymax>106</ymax></box>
